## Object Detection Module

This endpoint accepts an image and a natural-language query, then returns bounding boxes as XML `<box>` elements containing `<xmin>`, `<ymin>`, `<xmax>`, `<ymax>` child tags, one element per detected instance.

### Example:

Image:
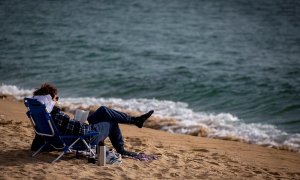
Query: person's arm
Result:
<box><xmin>51</xmin><ymin>107</ymin><xmax>90</xmax><ymax>135</ymax></box>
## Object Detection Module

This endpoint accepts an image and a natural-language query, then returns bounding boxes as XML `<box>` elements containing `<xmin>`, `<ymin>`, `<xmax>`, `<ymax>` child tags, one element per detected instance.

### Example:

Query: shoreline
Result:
<box><xmin>0</xmin><ymin>96</ymin><xmax>300</xmax><ymax>179</ymax></box>
<box><xmin>51</xmin><ymin>96</ymin><xmax>300</xmax><ymax>153</ymax></box>
<box><xmin>1</xmin><ymin>85</ymin><xmax>299</xmax><ymax>153</ymax></box>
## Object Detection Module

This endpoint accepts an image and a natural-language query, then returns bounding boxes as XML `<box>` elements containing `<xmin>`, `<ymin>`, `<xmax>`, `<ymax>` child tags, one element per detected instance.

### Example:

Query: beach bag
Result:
<box><xmin>106</xmin><ymin>150</ymin><xmax>122</xmax><ymax>165</ymax></box>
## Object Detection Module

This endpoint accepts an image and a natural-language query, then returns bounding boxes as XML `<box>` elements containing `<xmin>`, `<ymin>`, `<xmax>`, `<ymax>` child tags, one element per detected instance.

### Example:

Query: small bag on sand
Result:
<box><xmin>106</xmin><ymin>150</ymin><xmax>122</xmax><ymax>165</ymax></box>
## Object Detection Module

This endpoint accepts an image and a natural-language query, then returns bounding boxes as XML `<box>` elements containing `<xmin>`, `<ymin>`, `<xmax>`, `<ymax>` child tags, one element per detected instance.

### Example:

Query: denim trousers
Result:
<box><xmin>87</xmin><ymin>106</ymin><xmax>132</xmax><ymax>153</ymax></box>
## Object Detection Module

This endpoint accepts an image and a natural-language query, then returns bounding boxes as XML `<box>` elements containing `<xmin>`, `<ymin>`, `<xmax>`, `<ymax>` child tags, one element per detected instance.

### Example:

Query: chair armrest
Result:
<box><xmin>82</xmin><ymin>132</ymin><xmax>99</xmax><ymax>137</ymax></box>
<box><xmin>60</xmin><ymin>132</ymin><xmax>99</xmax><ymax>139</ymax></box>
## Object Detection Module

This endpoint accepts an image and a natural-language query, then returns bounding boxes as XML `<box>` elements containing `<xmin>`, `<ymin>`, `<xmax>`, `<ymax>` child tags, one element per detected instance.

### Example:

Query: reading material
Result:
<box><xmin>74</xmin><ymin>109</ymin><xmax>89</xmax><ymax>123</ymax></box>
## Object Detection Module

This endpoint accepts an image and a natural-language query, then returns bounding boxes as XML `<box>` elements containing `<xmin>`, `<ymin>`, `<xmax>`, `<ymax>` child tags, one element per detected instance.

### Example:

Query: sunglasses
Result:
<box><xmin>55</xmin><ymin>96</ymin><xmax>59</xmax><ymax>101</ymax></box>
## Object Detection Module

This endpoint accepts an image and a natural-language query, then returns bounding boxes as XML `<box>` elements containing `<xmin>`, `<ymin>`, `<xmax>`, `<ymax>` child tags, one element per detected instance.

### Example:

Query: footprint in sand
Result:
<box><xmin>268</xmin><ymin>171</ymin><xmax>280</xmax><ymax>176</ymax></box>
<box><xmin>120</xmin><ymin>173</ymin><xmax>130</xmax><ymax>179</ymax></box>
<box><xmin>154</xmin><ymin>173</ymin><xmax>163</xmax><ymax>178</ymax></box>
<box><xmin>211</xmin><ymin>152</ymin><xmax>218</xmax><ymax>156</ymax></box>
<box><xmin>164</xmin><ymin>153</ymin><xmax>179</xmax><ymax>158</ymax></box>
<box><xmin>0</xmin><ymin>119</ymin><xmax>13</xmax><ymax>125</ymax></box>
<box><xmin>208</xmin><ymin>161</ymin><xmax>219</xmax><ymax>166</ymax></box>
<box><xmin>191</xmin><ymin>158</ymin><xmax>204</xmax><ymax>163</ymax></box>
<box><xmin>192</xmin><ymin>148</ymin><xmax>210</xmax><ymax>153</ymax></box>
<box><xmin>127</xmin><ymin>137</ymin><xmax>147</xmax><ymax>147</ymax></box>
<box><xmin>132</xmin><ymin>164</ymin><xmax>139</xmax><ymax>170</ymax></box>
<box><xmin>170</xmin><ymin>172</ymin><xmax>180</xmax><ymax>177</ymax></box>
<box><xmin>95</xmin><ymin>171</ymin><xmax>114</xmax><ymax>177</ymax></box>
<box><xmin>287</xmin><ymin>172</ymin><xmax>300</xmax><ymax>178</ymax></box>
<box><xmin>253</xmin><ymin>170</ymin><xmax>263</xmax><ymax>174</ymax></box>
<box><xmin>155</xmin><ymin>143</ymin><xmax>164</xmax><ymax>148</ymax></box>
<box><xmin>113</xmin><ymin>166</ymin><xmax>124</xmax><ymax>171</ymax></box>
<box><xmin>260</xmin><ymin>168</ymin><xmax>282</xmax><ymax>177</ymax></box>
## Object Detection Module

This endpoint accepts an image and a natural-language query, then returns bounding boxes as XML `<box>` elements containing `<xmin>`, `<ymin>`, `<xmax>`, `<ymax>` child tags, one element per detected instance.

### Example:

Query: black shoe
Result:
<box><xmin>121</xmin><ymin>150</ymin><xmax>138</xmax><ymax>157</ymax></box>
<box><xmin>132</xmin><ymin>110</ymin><xmax>154</xmax><ymax>128</ymax></box>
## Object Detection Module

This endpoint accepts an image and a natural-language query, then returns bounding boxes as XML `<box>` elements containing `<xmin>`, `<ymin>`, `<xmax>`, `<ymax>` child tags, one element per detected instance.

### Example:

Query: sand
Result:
<box><xmin>0</xmin><ymin>96</ymin><xmax>300</xmax><ymax>179</ymax></box>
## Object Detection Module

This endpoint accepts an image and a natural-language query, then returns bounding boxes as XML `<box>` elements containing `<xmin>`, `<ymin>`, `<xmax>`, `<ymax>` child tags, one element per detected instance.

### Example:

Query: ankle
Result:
<box><xmin>131</xmin><ymin>110</ymin><xmax>154</xmax><ymax>128</ymax></box>
<box><xmin>121</xmin><ymin>150</ymin><xmax>138</xmax><ymax>157</ymax></box>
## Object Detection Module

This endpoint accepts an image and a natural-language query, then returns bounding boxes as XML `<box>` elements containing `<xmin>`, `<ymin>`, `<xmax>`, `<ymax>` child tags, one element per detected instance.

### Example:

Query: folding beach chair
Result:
<box><xmin>24</xmin><ymin>98</ymin><xmax>99</xmax><ymax>163</ymax></box>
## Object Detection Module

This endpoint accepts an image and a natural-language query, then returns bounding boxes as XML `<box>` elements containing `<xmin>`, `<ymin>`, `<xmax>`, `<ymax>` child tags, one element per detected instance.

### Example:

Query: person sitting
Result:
<box><xmin>31</xmin><ymin>83</ymin><xmax>154</xmax><ymax>157</ymax></box>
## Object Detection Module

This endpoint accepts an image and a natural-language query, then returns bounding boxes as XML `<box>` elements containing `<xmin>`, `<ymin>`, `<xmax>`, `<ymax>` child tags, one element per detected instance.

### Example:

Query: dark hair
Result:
<box><xmin>33</xmin><ymin>83</ymin><xmax>58</xmax><ymax>99</ymax></box>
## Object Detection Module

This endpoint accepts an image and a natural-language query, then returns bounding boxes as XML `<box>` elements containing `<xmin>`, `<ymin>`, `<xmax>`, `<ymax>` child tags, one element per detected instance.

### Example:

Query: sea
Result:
<box><xmin>0</xmin><ymin>0</ymin><xmax>300</xmax><ymax>151</ymax></box>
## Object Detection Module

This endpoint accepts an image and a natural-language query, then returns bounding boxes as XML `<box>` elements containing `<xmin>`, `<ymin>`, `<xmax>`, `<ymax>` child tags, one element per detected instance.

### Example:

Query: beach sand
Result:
<box><xmin>0</xmin><ymin>96</ymin><xmax>300</xmax><ymax>179</ymax></box>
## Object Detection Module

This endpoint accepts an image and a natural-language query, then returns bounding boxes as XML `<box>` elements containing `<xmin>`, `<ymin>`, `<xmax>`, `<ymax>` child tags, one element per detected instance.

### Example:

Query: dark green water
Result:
<box><xmin>0</xmin><ymin>0</ymin><xmax>300</xmax><ymax>140</ymax></box>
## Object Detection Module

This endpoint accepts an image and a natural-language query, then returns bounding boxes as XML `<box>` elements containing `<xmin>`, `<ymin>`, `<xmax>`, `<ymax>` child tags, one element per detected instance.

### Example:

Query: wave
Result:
<box><xmin>0</xmin><ymin>84</ymin><xmax>33</xmax><ymax>98</ymax></box>
<box><xmin>1</xmin><ymin>83</ymin><xmax>299</xmax><ymax>152</ymax></box>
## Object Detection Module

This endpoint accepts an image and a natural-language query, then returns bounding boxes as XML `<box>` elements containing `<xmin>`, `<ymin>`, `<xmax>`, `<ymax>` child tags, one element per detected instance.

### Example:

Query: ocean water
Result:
<box><xmin>0</xmin><ymin>0</ymin><xmax>300</xmax><ymax>151</ymax></box>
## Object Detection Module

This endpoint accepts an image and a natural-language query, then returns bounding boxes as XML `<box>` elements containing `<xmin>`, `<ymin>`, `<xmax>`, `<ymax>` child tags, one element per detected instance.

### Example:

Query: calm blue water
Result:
<box><xmin>1</xmin><ymin>0</ymin><xmax>300</xmax><ymax>136</ymax></box>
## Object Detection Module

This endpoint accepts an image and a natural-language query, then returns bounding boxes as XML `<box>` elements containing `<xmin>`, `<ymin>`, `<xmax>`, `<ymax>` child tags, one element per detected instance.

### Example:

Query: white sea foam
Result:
<box><xmin>1</xmin><ymin>84</ymin><xmax>299</xmax><ymax>152</ymax></box>
<box><xmin>0</xmin><ymin>84</ymin><xmax>33</xmax><ymax>99</ymax></box>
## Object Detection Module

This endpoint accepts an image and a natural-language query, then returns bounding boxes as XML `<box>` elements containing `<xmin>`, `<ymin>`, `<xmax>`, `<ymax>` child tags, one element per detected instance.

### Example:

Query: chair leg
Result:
<box><xmin>32</xmin><ymin>142</ymin><xmax>48</xmax><ymax>157</ymax></box>
<box><xmin>51</xmin><ymin>151</ymin><xmax>65</xmax><ymax>163</ymax></box>
<box><xmin>81</xmin><ymin>139</ymin><xmax>96</xmax><ymax>157</ymax></box>
<box><xmin>68</xmin><ymin>137</ymin><xmax>81</xmax><ymax>148</ymax></box>
<box><xmin>51</xmin><ymin>138</ymin><xmax>81</xmax><ymax>163</ymax></box>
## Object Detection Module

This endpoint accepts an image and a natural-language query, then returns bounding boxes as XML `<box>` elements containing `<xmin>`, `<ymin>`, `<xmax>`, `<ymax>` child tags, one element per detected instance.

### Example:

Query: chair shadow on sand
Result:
<box><xmin>0</xmin><ymin>149</ymin><xmax>87</xmax><ymax>166</ymax></box>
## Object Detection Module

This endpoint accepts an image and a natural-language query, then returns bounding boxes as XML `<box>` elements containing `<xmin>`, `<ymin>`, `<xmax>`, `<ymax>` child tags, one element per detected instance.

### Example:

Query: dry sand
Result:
<box><xmin>0</xmin><ymin>96</ymin><xmax>300</xmax><ymax>179</ymax></box>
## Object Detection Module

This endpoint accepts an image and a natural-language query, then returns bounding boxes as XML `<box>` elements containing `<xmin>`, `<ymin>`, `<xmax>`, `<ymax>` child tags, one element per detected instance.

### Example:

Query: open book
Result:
<box><xmin>74</xmin><ymin>109</ymin><xmax>89</xmax><ymax>124</ymax></box>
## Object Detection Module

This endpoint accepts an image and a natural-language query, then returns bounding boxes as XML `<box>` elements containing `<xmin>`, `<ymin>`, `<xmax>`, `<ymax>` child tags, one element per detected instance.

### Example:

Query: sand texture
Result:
<box><xmin>0</xmin><ymin>96</ymin><xmax>300</xmax><ymax>179</ymax></box>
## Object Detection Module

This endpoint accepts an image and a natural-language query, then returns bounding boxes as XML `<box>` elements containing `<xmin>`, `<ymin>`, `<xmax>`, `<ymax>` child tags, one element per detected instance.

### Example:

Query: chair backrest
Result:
<box><xmin>24</xmin><ymin>98</ymin><xmax>64</xmax><ymax>148</ymax></box>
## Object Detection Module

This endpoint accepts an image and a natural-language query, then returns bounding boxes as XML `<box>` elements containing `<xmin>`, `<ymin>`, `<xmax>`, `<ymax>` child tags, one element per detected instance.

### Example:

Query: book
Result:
<box><xmin>74</xmin><ymin>109</ymin><xmax>89</xmax><ymax>124</ymax></box>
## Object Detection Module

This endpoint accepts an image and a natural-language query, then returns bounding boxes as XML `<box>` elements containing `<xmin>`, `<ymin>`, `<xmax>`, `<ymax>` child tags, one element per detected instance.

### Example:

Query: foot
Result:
<box><xmin>132</xmin><ymin>110</ymin><xmax>154</xmax><ymax>128</ymax></box>
<box><xmin>121</xmin><ymin>150</ymin><xmax>138</xmax><ymax>157</ymax></box>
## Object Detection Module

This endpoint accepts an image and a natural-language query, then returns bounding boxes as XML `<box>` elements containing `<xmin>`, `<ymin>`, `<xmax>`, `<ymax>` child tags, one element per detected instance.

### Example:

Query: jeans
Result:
<box><xmin>88</xmin><ymin>106</ymin><xmax>132</xmax><ymax>153</ymax></box>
